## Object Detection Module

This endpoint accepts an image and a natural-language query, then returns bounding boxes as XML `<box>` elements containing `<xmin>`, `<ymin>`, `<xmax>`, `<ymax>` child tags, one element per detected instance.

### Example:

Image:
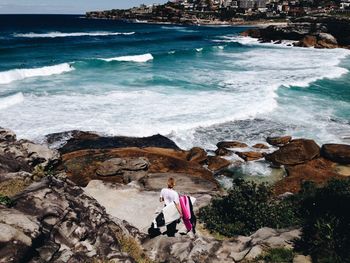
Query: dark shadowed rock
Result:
<box><xmin>207</xmin><ymin>156</ymin><xmax>231</xmax><ymax>172</ymax></box>
<box><xmin>321</xmin><ymin>143</ymin><xmax>350</xmax><ymax>164</ymax></box>
<box><xmin>55</xmin><ymin>132</ymin><xmax>181</xmax><ymax>154</ymax></box>
<box><xmin>217</xmin><ymin>141</ymin><xmax>248</xmax><ymax>149</ymax></box>
<box><xmin>236</xmin><ymin>151</ymin><xmax>264</xmax><ymax>162</ymax></box>
<box><xmin>266</xmin><ymin>136</ymin><xmax>292</xmax><ymax>147</ymax></box>
<box><xmin>186</xmin><ymin>147</ymin><xmax>208</xmax><ymax>164</ymax></box>
<box><xmin>265</xmin><ymin>139</ymin><xmax>320</xmax><ymax>166</ymax></box>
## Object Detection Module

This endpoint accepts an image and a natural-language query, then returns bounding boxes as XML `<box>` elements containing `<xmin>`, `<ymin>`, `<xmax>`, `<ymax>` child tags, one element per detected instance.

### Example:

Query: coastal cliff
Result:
<box><xmin>1</xmin><ymin>127</ymin><xmax>350</xmax><ymax>262</ymax></box>
<box><xmin>242</xmin><ymin>15</ymin><xmax>350</xmax><ymax>49</ymax></box>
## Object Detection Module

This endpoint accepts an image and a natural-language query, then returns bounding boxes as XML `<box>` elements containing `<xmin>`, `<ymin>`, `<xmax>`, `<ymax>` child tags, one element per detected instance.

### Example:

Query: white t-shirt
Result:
<box><xmin>160</xmin><ymin>188</ymin><xmax>179</xmax><ymax>206</ymax></box>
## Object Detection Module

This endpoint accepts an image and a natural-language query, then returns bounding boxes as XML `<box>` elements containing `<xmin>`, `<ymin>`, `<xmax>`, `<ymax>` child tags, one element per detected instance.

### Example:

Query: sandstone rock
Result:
<box><xmin>244</xmin><ymin>245</ymin><xmax>263</xmax><ymax>260</ymax></box>
<box><xmin>0</xmin><ymin>176</ymin><xmax>142</xmax><ymax>263</ymax></box>
<box><xmin>321</xmin><ymin>143</ymin><xmax>350</xmax><ymax>164</ymax></box>
<box><xmin>316</xmin><ymin>33</ymin><xmax>338</xmax><ymax>48</ymax></box>
<box><xmin>61</xmin><ymin>147</ymin><xmax>213</xmax><ymax>187</ymax></box>
<box><xmin>207</xmin><ymin>156</ymin><xmax>231</xmax><ymax>172</ymax></box>
<box><xmin>293</xmin><ymin>255</ymin><xmax>313</xmax><ymax>263</ymax></box>
<box><xmin>141</xmin><ymin>173</ymin><xmax>218</xmax><ymax>193</ymax></box>
<box><xmin>21</xmin><ymin>141</ymin><xmax>59</xmax><ymax>167</ymax></box>
<box><xmin>252</xmin><ymin>143</ymin><xmax>269</xmax><ymax>149</ymax></box>
<box><xmin>215</xmin><ymin>147</ymin><xmax>233</xmax><ymax>157</ymax></box>
<box><xmin>217</xmin><ymin>141</ymin><xmax>248</xmax><ymax>149</ymax></box>
<box><xmin>235</xmin><ymin>151</ymin><xmax>264</xmax><ymax>161</ymax></box>
<box><xmin>187</xmin><ymin>147</ymin><xmax>207</xmax><ymax>164</ymax></box>
<box><xmin>266</xmin><ymin>136</ymin><xmax>292</xmax><ymax>147</ymax></box>
<box><xmin>273</xmin><ymin>157</ymin><xmax>341</xmax><ymax>194</ymax></box>
<box><xmin>265</xmin><ymin>139</ymin><xmax>320</xmax><ymax>165</ymax></box>
<box><xmin>0</xmin><ymin>128</ymin><xmax>16</xmax><ymax>143</ymax></box>
<box><xmin>296</xmin><ymin>35</ymin><xmax>317</xmax><ymax>47</ymax></box>
<box><xmin>96</xmin><ymin>157</ymin><xmax>149</xmax><ymax>176</ymax></box>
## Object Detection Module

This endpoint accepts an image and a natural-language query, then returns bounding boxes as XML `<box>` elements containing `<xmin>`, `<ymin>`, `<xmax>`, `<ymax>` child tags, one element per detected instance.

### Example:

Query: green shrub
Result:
<box><xmin>0</xmin><ymin>194</ymin><xmax>15</xmax><ymax>207</ymax></box>
<box><xmin>295</xmin><ymin>178</ymin><xmax>350</xmax><ymax>263</ymax></box>
<box><xmin>199</xmin><ymin>179</ymin><xmax>299</xmax><ymax>236</ymax></box>
<box><xmin>256</xmin><ymin>247</ymin><xmax>294</xmax><ymax>263</ymax></box>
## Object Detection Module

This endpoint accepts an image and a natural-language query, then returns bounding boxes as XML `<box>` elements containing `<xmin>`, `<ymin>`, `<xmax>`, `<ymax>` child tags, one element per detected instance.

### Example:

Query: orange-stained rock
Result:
<box><xmin>215</xmin><ymin>147</ymin><xmax>233</xmax><ymax>156</ymax></box>
<box><xmin>321</xmin><ymin>143</ymin><xmax>350</xmax><ymax>164</ymax></box>
<box><xmin>61</xmin><ymin>147</ymin><xmax>214</xmax><ymax>187</ymax></box>
<box><xmin>252</xmin><ymin>143</ymin><xmax>269</xmax><ymax>149</ymax></box>
<box><xmin>217</xmin><ymin>141</ymin><xmax>248</xmax><ymax>149</ymax></box>
<box><xmin>265</xmin><ymin>139</ymin><xmax>320</xmax><ymax>166</ymax></box>
<box><xmin>207</xmin><ymin>156</ymin><xmax>231</xmax><ymax>172</ymax></box>
<box><xmin>236</xmin><ymin>151</ymin><xmax>264</xmax><ymax>161</ymax></box>
<box><xmin>187</xmin><ymin>147</ymin><xmax>208</xmax><ymax>164</ymax></box>
<box><xmin>266</xmin><ymin>136</ymin><xmax>292</xmax><ymax>147</ymax></box>
<box><xmin>273</xmin><ymin>158</ymin><xmax>343</xmax><ymax>195</ymax></box>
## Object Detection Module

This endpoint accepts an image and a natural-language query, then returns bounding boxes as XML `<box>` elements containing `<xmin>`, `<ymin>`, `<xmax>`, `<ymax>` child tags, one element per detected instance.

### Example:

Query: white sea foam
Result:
<box><xmin>100</xmin><ymin>53</ymin><xmax>154</xmax><ymax>63</ymax></box>
<box><xmin>0</xmin><ymin>93</ymin><xmax>24</xmax><ymax>110</ymax></box>
<box><xmin>195</xmin><ymin>48</ymin><xmax>203</xmax><ymax>52</ymax></box>
<box><xmin>13</xmin><ymin>31</ymin><xmax>135</xmax><ymax>38</ymax></box>
<box><xmin>0</xmin><ymin>63</ymin><xmax>74</xmax><ymax>85</ymax></box>
<box><xmin>161</xmin><ymin>26</ymin><xmax>198</xmax><ymax>33</ymax></box>
<box><xmin>1</xmin><ymin>41</ymin><xmax>349</xmax><ymax>151</ymax></box>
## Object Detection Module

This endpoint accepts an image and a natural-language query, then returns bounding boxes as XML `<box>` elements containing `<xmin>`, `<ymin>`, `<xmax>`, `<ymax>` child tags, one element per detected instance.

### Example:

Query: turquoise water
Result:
<box><xmin>0</xmin><ymin>15</ymin><xmax>349</xmax><ymax>150</ymax></box>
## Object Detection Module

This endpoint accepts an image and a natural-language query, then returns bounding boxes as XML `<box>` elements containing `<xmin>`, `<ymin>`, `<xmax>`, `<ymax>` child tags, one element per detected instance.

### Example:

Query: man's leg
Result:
<box><xmin>166</xmin><ymin>220</ymin><xmax>177</xmax><ymax>237</ymax></box>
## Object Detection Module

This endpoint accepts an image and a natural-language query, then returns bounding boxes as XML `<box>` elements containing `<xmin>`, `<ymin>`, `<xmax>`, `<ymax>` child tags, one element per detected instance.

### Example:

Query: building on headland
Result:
<box><xmin>86</xmin><ymin>0</ymin><xmax>349</xmax><ymax>24</ymax></box>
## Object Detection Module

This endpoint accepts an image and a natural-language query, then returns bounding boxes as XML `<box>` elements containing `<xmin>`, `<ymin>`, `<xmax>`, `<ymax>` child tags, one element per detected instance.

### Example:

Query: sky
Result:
<box><xmin>0</xmin><ymin>0</ymin><xmax>168</xmax><ymax>14</ymax></box>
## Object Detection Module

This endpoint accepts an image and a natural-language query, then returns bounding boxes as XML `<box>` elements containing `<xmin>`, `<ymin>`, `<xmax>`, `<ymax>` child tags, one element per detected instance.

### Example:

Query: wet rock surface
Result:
<box><xmin>321</xmin><ymin>143</ymin><xmax>350</xmax><ymax>164</ymax></box>
<box><xmin>265</xmin><ymin>139</ymin><xmax>320</xmax><ymax>166</ymax></box>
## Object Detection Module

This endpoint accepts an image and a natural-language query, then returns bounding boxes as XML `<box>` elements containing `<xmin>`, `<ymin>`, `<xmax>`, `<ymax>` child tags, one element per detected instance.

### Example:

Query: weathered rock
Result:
<box><xmin>321</xmin><ymin>143</ymin><xmax>350</xmax><ymax>164</ymax></box>
<box><xmin>187</xmin><ymin>147</ymin><xmax>207</xmax><ymax>164</ymax></box>
<box><xmin>273</xmin><ymin>157</ymin><xmax>342</xmax><ymax>194</ymax></box>
<box><xmin>0</xmin><ymin>128</ymin><xmax>16</xmax><ymax>143</ymax></box>
<box><xmin>316</xmin><ymin>32</ymin><xmax>338</xmax><ymax>48</ymax></box>
<box><xmin>96</xmin><ymin>157</ymin><xmax>149</xmax><ymax>176</ymax></box>
<box><xmin>61</xmin><ymin>147</ymin><xmax>214</xmax><ymax>187</ymax></box>
<box><xmin>217</xmin><ymin>141</ymin><xmax>248</xmax><ymax>149</ymax></box>
<box><xmin>143</xmin><ymin>226</ymin><xmax>300</xmax><ymax>263</ymax></box>
<box><xmin>297</xmin><ymin>35</ymin><xmax>317</xmax><ymax>47</ymax></box>
<box><xmin>266</xmin><ymin>136</ymin><xmax>292</xmax><ymax>147</ymax></box>
<box><xmin>215</xmin><ymin>147</ymin><xmax>233</xmax><ymax>156</ymax></box>
<box><xmin>252</xmin><ymin>143</ymin><xmax>269</xmax><ymax>149</ymax></box>
<box><xmin>235</xmin><ymin>151</ymin><xmax>264</xmax><ymax>161</ymax></box>
<box><xmin>54</xmin><ymin>131</ymin><xmax>181</xmax><ymax>154</ymax></box>
<box><xmin>207</xmin><ymin>156</ymin><xmax>231</xmax><ymax>172</ymax></box>
<box><xmin>141</xmin><ymin>173</ymin><xmax>219</xmax><ymax>193</ymax></box>
<box><xmin>293</xmin><ymin>255</ymin><xmax>313</xmax><ymax>263</ymax></box>
<box><xmin>265</xmin><ymin>139</ymin><xmax>320</xmax><ymax>166</ymax></box>
<box><xmin>21</xmin><ymin>141</ymin><xmax>60</xmax><ymax>167</ymax></box>
<box><xmin>0</xmin><ymin>176</ymin><xmax>143</xmax><ymax>263</ymax></box>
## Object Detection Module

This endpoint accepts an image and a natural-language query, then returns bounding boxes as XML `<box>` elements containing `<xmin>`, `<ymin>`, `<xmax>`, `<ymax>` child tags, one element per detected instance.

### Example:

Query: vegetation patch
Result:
<box><xmin>199</xmin><ymin>179</ymin><xmax>299</xmax><ymax>236</ymax></box>
<box><xmin>0</xmin><ymin>178</ymin><xmax>30</xmax><ymax>197</ymax></box>
<box><xmin>0</xmin><ymin>194</ymin><xmax>15</xmax><ymax>207</ymax></box>
<box><xmin>116</xmin><ymin>233</ymin><xmax>153</xmax><ymax>263</ymax></box>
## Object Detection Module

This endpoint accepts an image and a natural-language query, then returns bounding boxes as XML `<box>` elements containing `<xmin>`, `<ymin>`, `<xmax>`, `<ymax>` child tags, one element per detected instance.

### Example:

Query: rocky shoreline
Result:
<box><xmin>241</xmin><ymin>15</ymin><xmax>350</xmax><ymax>49</ymax></box>
<box><xmin>1</xmin><ymin>127</ymin><xmax>349</xmax><ymax>262</ymax></box>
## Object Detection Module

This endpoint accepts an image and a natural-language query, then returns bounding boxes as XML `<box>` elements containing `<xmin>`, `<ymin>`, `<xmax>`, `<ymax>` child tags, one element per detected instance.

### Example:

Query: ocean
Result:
<box><xmin>1</xmin><ymin>14</ymin><xmax>350</xmax><ymax>156</ymax></box>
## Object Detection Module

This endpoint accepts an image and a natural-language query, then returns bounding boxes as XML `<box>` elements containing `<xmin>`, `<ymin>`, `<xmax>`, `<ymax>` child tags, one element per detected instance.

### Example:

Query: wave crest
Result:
<box><xmin>0</xmin><ymin>63</ymin><xmax>74</xmax><ymax>85</ymax></box>
<box><xmin>13</xmin><ymin>31</ymin><xmax>135</xmax><ymax>38</ymax></box>
<box><xmin>0</xmin><ymin>93</ymin><xmax>24</xmax><ymax>110</ymax></box>
<box><xmin>99</xmin><ymin>53</ymin><xmax>154</xmax><ymax>63</ymax></box>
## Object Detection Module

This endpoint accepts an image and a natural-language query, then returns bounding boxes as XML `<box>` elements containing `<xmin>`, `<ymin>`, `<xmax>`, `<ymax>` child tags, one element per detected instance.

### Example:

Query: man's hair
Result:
<box><xmin>167</xmin><ymin>177</ymin><xmax>175</xmax><ymax>188</ymax></box>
